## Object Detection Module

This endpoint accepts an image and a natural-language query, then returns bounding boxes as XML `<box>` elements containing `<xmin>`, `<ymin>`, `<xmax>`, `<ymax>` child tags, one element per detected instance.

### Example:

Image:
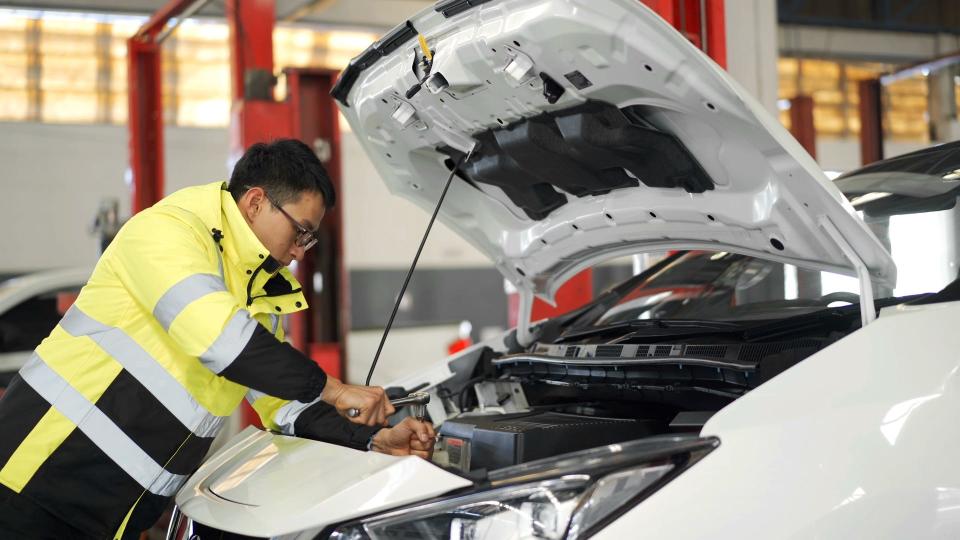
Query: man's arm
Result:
<box><xmin>245</xmin><ymin>390</ymin><xmax>376</xmax><ymax>449</ymax></box>
<box><xmin>291</xmin><ymin>400</ymin><xmax>381</xmax><ymax>449</ymax></box>
<box><xmin>247</xmin><ymin>392</ymin><xmax>435</xmax><ymax>458</ymax></box>
<box><xmin>107</xmin><ymin>208</ymin><xmax>391</xmax><ymax>425</ymax></box>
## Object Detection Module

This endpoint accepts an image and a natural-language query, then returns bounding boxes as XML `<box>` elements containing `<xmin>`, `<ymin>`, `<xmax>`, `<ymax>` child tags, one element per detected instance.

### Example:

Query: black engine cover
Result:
<box><xmin>439</xmin><ymin>410</ymin><xmax>657</xmax><ymax>472</ymax></box>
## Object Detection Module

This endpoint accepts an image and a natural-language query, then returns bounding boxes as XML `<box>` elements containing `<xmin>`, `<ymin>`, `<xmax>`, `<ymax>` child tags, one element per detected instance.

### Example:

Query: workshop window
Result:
<box><xmin>0</xmin><ymin>17</ymin><xmax>31</xmax><ymax>121</ymax></box>
<box><xmin>0</xmin><ymin>15</ymin><xmax>28</xmax><ymax>120</ymax></box>
<box><xmin>171</xmin><ymin>21</ymin><xmax>230</xmax><ymax>127</ymax></box>
<box><xmin>275</xmin><ymin>27</ymin><xmax>316</xmax><ymax>68</ymax></box>
<box><xmin>39</xmin><ymin>17</ymin><xmax>100</xmax><ymax>123</ymax></box>
<box><xmin>885</xmin><ymin>76</ymin><xmax>929</xmax><ymax>140</ymax></box>
<box><xmin>273</xmin><ymin>27</ymin><xmax>379</xmax><ymax>101</ymax></box>
<box><xmin>318</xmin><ymin>30</ymin><xmax>380</xmax><ymax>72</ymax></box>
<box><xmin>0</xmin><ymin>9</ymin><xmax>380</xmax><ymax>128</ymax></box>
<box><xmin>107</xmin><ymin>18</ymin><xmax>141</xmax><ymax>124</ymax></box>
<box><xmin>778</xmin><ymin>56</ymin><xmax>930</xmax><ymax>142</ymax></box>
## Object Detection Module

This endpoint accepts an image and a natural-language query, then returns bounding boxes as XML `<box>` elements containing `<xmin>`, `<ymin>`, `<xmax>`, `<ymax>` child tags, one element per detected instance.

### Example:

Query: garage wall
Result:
<box><xmin>725</xmin><ymin>0</ymin><xmax>779</xmax><ymax>115</ymax></box>
<box><xmin>0</xmin><ymin>122</ymin><xmax>488</xmax><ymax>273</ymax></box>
<box><xmin>780</xmin><ymin>25</ymin><xmax>960</xmax><ymax>63</ymax></box>
<box><xmin>0</xmin><ymin>122</ymin><xmax>230</xmax><ymax>273</ymax></box>
<box><xmin>816</xmin><ymin>138</ymin><xmax>931</xmax><ymax>173</ymax></box>
<box><xmin>339</xmin><ymin>129</ymin><xmax>488</xmax><ymax>269</ymax></box>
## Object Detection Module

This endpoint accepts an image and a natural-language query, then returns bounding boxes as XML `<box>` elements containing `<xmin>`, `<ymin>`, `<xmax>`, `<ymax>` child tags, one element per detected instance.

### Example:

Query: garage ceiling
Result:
<box><xmin>0</xmin><ymin>0</ymin><xmax>434</xmax><ymax>30</ymax></box>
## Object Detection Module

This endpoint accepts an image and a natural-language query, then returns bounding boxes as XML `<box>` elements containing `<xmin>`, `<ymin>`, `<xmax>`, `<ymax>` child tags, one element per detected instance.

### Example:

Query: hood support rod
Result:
<box><xmin>820</xmin><ymin>217</ymin><xmax>877</xmax><ymax>327</ymax></box>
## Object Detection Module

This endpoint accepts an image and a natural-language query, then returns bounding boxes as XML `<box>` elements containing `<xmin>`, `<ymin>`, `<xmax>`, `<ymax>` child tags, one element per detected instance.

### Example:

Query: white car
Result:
<box><xmin>0</xmin><ymin>267</ymin><xmax>91</xmax><ymax>389</ymax></box>
<box><xmin>168</xmin><ymin>0</ymin><xmax>960</xmax><ymax>538</ymax></box>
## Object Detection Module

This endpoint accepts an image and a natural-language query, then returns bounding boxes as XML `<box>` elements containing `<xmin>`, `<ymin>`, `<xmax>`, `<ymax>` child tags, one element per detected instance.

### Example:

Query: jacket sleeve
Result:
<box><xmin>106</xmin><ymin>206</ymin><xmax>326</xmax><ymax>403</ymax></box>
<box><xmin>246</xmin><ymin>390</ymin><xmax>380</xmax><ymax>450</ymax></box>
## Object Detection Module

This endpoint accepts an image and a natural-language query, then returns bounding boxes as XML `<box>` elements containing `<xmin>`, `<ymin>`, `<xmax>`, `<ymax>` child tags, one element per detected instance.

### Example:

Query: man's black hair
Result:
<box><xmin>228</xmin><ymin>138</ymin><xmax>336</xmax><ymax>209</ymax></box>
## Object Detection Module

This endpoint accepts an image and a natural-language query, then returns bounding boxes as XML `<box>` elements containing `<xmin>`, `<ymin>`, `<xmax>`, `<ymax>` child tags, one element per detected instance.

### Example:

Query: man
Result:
<box><xmin>0</xmin><ymin>139</ymin><xmax>434</xmax><ymax>539</ymax></box>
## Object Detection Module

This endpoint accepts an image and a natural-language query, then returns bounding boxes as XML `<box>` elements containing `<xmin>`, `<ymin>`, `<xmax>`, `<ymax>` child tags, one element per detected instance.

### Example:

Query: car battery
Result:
<box><xmin>439</xmin><ymin>410</ymin><xmax>657</xmax><ymax>472</ymax></box>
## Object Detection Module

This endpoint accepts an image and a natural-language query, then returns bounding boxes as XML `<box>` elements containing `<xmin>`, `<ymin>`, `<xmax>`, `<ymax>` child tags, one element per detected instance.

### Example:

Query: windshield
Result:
<box><xmin>593</xmin><ymin>251</ymin><xmax>866</xmax><ymax>324</ymax></box>
<box><xmin>589</xmin><ymin>142</ymin><xmax>960</xmax><ymax>326</ymax></box>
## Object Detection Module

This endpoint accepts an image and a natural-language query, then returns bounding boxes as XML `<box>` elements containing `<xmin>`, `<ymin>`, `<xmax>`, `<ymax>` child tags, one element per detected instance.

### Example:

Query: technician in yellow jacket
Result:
<box><xmin>0</xmin><ymin>139</ymin><xmax>435</xmax><ymax>539</ymax></box>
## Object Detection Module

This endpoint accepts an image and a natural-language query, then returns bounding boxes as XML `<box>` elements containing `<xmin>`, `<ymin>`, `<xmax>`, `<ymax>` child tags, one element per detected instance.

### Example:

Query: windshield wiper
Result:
<box><xmin>555</xmin><ymin>319</ymin><xmax>744</xmax><ymax>343</ymax></box>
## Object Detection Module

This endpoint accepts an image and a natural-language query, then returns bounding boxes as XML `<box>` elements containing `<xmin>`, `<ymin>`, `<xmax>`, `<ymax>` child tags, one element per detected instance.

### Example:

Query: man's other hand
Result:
<box><xmin>371</xmin><ymin>417</ymin><xmax>436</xmax><ymax>459</ymax></box>
<box><xmin>321</xmin><ymin>377</ymin><xmax>395</xmax><ymax>426</ymax></box>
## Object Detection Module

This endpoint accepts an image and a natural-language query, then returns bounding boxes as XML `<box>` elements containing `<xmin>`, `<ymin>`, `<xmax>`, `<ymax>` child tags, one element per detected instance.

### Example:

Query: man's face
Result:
<box><xmin>240</xmin><ymin>187</ymin><xmax>325</xmax><ymax>266</ymax></box>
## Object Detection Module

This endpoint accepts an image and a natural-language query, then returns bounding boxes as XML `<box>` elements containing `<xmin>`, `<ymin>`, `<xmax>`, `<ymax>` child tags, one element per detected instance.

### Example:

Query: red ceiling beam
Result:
<box><xmin>135</xmin><ymin>0</ymin><xmax>197</xmax><ymax>40</ymax></box>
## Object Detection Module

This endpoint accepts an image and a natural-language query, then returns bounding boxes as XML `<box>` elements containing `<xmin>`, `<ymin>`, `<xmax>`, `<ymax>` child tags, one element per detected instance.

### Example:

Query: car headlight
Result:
<box><xmin>327</xmin><ymin>435</ymin><xmax>718</xmax><ymax>540</ymax></box>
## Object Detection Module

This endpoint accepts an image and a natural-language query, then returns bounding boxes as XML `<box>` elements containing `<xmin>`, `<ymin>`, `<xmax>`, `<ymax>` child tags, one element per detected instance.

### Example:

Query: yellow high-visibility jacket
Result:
<box><xmin>0</xmin><ymin>182</ymin><xmax>375</xmax><ymax>537</ymax></box>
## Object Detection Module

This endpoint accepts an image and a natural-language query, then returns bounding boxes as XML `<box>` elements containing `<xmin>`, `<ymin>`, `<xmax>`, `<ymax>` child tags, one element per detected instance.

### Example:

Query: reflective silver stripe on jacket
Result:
<box><xmin>269</xmin><ymin>314</ymin><xmax>280</xmax><ymax>334</ymax></box>
<box><xmin>245</xmin><ymin>390</ymin><xmax>318</xmax><ymax>436</ymax></box>
<box><xmin>149</xmin><ymin>268</ymin><xmax>257</xmax><ymax>375</ymax></box>
<box><xmin>200</xmin><ymin>310</ymin><xmax>259</xmax><ymax>374</ymax></box>
<box><xmin>19</xmin><ymin>354</ymin><xmax>188</xmax><ymax>497</ymax></box>
<box><xmin>60</xmin><ymin>305</ymin><xmax>225</xmax><ymax>438</ymax></box>
<box><xmin>153</xmin><ymin>273</ymin><xmax>226</xmax><ymax>331</ymax></box>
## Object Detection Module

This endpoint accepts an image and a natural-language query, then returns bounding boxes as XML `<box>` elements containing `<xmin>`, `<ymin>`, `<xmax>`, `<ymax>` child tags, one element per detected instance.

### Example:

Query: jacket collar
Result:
<box><xmin>220</xmin><ymin>186</ymin><xmax>274</xmax><ymax>272</ymax></box>
<box><xmin>157</xmin><ymin>182</ymin><xmax>308</xmax><ymax>315</ymax></box>
<box><xmin>218</xmin><ymin>185</ymin><xmax>308</xmax><ymax>314</ymax></box>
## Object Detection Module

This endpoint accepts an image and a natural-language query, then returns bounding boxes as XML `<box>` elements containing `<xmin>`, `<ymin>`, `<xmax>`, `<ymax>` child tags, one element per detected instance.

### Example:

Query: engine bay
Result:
<box><xmin>419</xmin><ymin>309</ymin><xmax>865</xmax><ymax>474</ymax></box>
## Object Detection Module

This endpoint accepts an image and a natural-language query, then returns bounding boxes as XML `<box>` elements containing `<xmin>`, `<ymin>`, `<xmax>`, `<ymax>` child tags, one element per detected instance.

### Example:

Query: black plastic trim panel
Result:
<box><xmin>331</xmin><ymin>20</ymin><xmax>418</xmax><ymax>106</ymax></box>
<box><xmin>434</xmin><ymin>0</ymin><xmax>494</xmax><ymax>17</ymax></box>
<box><xmin>439</xmin><ymin>100</ymin><xmax>715</xmax><ymax>220</ymax></box>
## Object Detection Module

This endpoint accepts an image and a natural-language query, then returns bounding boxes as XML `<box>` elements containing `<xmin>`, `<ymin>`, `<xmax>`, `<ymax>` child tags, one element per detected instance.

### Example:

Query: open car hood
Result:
<box><xmin>175</xmin><ymin>427</ymin><xmax>471</xmax><ymax>536</ymax></box>
<box><xmin>334</xmin><ymin>0</ymin><xmax>896</xmax><ymax>301</ymax></box>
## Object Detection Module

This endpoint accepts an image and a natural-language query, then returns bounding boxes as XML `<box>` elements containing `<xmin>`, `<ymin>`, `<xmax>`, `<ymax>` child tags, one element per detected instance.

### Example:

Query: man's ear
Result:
<box><xmin>240</xmin><ymin>187</ymin><xmax>265</xmax><ymax>222</ymax></box>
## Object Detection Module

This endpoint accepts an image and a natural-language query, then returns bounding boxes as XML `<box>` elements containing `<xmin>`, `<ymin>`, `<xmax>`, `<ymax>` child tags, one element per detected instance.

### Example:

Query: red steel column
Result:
<box><xmin>223</xmin><ymin>0</ymin><xmax>295</xmax><ymax>428</ymax></box>
<box><xmin>127</xmin><ymin>37</ymin><xmax>164</xmax><ymax>214</ymax></box>
<box><xmin>859</xmin><ymin>78</ymin><xmax>884</xmax><ymax>165</ymax></box>
<box><xmin>703</xmin><ymin>0</ymin><xmax>726</xmax><ymax>68</ymax></box>
<box><xmin>285</xmin><ymin>68</ymin><xmax>346</xmax><ymax>380</ymax></box>
<box><xmin>643</xmin><ymin>0</ymin><xmax>677</xmax><ymax>24</ymax></box>
<box><xmin>225</xmin><ymin>0</ymin><xmax>291</xmax><ymax>161</ymax></box>
<box><xmin>789</xmin><ymin>95</ymin><xmax>817</xmax><ymax>159</ymax></box>
<box><xmin>226</xmin><ymin>0</ymin><xmax>275</xmax><ymax>103</ymax></box>
<box><xmin>644</xmin><ymin>0</ymin><xmax>726</xmax><ymax>68</ymax></box>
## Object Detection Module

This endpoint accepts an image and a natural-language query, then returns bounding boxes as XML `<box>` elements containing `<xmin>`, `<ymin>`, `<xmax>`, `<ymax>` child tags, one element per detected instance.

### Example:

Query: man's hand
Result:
<box><xmin>371</xmin><ymin>417</ymin><xmax>436</xmax><ymax>460</ymax></box>
<box><xmin>321</xmin><ymin>377</ymin><xmax>395</xmax><ymax>426</ymax></box>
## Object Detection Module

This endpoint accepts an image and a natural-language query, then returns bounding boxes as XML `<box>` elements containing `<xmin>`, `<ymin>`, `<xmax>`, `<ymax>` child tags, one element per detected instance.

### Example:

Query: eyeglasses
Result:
<box><xmin>262</xmin><ymin>191</ymin><xmax>321</xmax><ymax>251</ymax></box>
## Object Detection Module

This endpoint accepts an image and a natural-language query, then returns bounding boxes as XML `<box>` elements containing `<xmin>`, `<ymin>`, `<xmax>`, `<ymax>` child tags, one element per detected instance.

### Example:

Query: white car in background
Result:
<box><xmin>168</xmin><ymin>0</ymin><xmax>960</xmax><ymax>538</ymax></box>
<box><xmin>0</xmin><ymin>267</ymin><xmax>90</xmax><ymax>390</ymax></box>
